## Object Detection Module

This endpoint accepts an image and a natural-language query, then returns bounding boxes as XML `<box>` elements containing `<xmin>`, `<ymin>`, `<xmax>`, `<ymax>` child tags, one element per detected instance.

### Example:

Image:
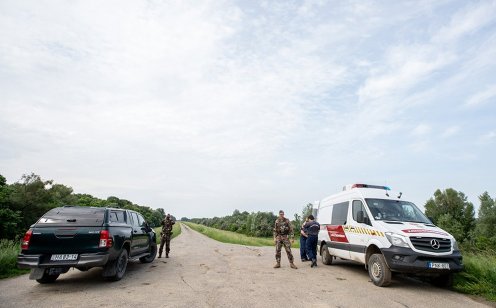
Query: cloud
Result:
<box><xmin>478</xmin><ymin>131</ymin><xmax>496</xmax><ymax>145</ymax></box>
<box><xmin>441</xmin><ymin>126</ymin><xmax>460</xmax><ymax>138</ymax></box>
<box><xmin>1</xmin><ymin>1</ymin><xmax>495</xmax><ymax>218</ymax></box>
<box><xmin>411</xmin><ymin>124</ymin><xmax>431</xmax><ymax>137</ymax></box>
<box><xmin>465</xmin><ymin>84</ymin><xmax>496</xmax><ymax>108</ymax></box>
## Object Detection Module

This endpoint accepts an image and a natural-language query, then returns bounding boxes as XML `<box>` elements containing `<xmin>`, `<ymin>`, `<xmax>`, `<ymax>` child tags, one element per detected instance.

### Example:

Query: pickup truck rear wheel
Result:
<box><xmin>104</xmin><ymin>249</ymin><xmax>128</xmax><ymax>281</ymax></box>
<box><xmin>368</xmin><ymin>253</ymin><xmax>392</xmax><ymax>287</ymax></box>
<box><xmin>36</xmin><ymin>270</ymin><xmax>59</xmax><ymax>284</ymax></box>
<box><xmin>140</xmin><ymin>243</ymin><xmax>157</xmax><ymax>263</ymax></box>
<box><xmin>321</xmin><ymin>244</ymin><xmax>333</xmax><ymax>265</ymax></box>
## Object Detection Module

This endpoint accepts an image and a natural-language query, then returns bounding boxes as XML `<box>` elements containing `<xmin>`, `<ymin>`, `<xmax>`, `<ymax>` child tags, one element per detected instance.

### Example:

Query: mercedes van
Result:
<box><xmin>316</xmin><ymin>184</ymin><xmax>463</xmax><ymax>287</ymax></box>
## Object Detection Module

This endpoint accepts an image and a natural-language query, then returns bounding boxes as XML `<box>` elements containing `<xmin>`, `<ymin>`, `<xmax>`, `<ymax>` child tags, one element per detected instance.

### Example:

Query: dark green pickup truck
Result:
<box><xmin>17</xmin><ymin>206</ymin><xmax>157</xmax><ymax>283</ymax></box>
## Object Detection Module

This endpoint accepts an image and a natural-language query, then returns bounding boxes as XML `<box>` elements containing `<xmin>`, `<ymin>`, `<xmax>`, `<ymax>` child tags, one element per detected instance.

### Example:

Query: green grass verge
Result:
<box><xmin>154</xmin><ymin>221</ymin><xmax>182</xmax><ymax>244</ymax></box>
<box><xmin>183</xmin><ymin>222</ymin><xmax>300</xmax><ymax>248</ymax></box>
<box><xmin>454</xmin><ymin>251</ymin><xmax>496</xmax><ymax>301</ymax></box>
<box><xmin>0</xmin><ymin>239</ymin><xmax>29</xmax><ymax>279</ymax></box>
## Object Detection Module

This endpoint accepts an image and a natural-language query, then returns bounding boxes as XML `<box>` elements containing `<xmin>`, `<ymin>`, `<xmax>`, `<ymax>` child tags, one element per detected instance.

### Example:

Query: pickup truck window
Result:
<box><xmin>137</xmin><ymin>213</ymin><xmax>145</xmax><ymax>227</ymax></box>
<box><xmin>38</xmin><ymin>207</ymin><xmax>105</xmax><ymax>226</ymax></box>
<box><xmin>130</xmin><ymin>212</ymin><xmax>140</xmax><ymax>227</ymax></box>
<box><xmin>109</xmin><ymin>210</ymin><xmax>126</xmax><ymax>223</ymax></box>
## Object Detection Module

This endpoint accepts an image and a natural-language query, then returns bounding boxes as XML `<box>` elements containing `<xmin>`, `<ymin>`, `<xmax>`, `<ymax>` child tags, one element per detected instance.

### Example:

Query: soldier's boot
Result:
<box><xmin>158</xmin><ymin>253</ymin><xmax>162</xmax><ymax>258</ymax></box>
<box><xmin>273</xmin><ymin>261</ymin><xmax>281</xmax><ymax>268</ymax></box>
<box><xmin>166</xmin><ymin>253</ymin><xmax>169</xmax><ymax>258</ymax></box>
<box><xmin>290</xmin><ymin>262</ymin><xmax>297</xmax><ymax>269</ymax></box>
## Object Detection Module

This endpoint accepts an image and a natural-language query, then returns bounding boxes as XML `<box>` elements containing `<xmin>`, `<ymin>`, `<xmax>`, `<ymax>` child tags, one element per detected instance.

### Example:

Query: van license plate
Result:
<box><xmin>50</xmin><ymin>254</ymin><xmax>78</xmax><ymax>261</ymax></box>
<box><xmin>428</xmin><ymin>262</ymin><xmax>450</xmax><ymax>269</ymax></box>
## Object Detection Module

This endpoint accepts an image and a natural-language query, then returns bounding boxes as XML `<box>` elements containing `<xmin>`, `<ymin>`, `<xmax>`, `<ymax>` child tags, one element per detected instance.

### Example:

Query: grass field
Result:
<box><xmin>0</xmin><ymin>239</ymin><xmax>29</xmax><ymax>279</ymax></box>
<box><xmin>454</xmin><ymin>251</ymin><xmax>496</xmax><ymax>301</ymax></box>
<box><xmin>183</xmin><ymin>222</ymin><xmax>300</xmax><ymax>248</ymax></box>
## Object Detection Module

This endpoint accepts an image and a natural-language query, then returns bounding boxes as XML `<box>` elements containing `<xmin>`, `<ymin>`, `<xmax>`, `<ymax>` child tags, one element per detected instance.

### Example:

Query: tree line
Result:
<box><xmin>186</xmin><ymin>188</ymin><xmax>495</xmax><ymax>252</ymax></box>
<box><xmin>184</xmin><ymin>204</ymin><xmax>314</xmax><ymax>238</ymax></box>
<box><xmin>0</xmin><ymin>173</ymin><xmax>166</xmax><ymax>240</ymax></box>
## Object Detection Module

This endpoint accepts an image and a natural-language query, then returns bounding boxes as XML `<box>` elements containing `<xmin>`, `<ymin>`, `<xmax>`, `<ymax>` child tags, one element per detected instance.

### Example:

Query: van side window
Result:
<box><xmin>331</xmin><ymin>202</ymin><xmax>349</xmax><ymax>225</ymax></box>
<box><xmin>352</xmin><ymin>200</ymin><xmax>369</xmax><ymax>222</ymax></box>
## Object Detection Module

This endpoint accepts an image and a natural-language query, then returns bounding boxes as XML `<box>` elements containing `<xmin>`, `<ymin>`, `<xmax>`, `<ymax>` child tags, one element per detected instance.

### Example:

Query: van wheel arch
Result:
<box><xmin>365</xmin><ymin>245</ymin><xmax>381</xmax><ymax>270</ymax></box>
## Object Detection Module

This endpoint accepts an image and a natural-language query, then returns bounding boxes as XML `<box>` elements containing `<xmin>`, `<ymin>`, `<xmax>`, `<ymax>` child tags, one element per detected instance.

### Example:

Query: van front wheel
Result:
<box><xmin>368</xmin><ymin>253</ymin><xmax>392</xmax><ymax>287</ymax></box>
<box><xmin>321</xmin><ymin>244</ymin><xmax>333</xmax><ymax>265</ymax></box>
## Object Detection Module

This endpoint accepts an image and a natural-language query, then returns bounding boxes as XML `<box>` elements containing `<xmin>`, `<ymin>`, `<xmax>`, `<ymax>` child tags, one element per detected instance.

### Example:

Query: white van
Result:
<box><xmin>316</xmin><ymin>184</ymin><xmax>463</xmax><ymax>287</ymax></box>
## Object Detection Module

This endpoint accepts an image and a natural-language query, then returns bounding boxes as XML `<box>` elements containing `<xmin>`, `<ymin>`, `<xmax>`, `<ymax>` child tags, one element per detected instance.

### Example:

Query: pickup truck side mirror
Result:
<box><xmin>141</xmin><ymin>223</ymin><xmax>153</xmax><ymax>233</ymax></box>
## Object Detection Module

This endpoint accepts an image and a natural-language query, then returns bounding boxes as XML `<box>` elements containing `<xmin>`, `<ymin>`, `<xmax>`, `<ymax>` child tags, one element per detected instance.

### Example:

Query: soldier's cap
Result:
<box><xmin>279</xmin><ymin>210</ymin><xmax>284</xmax><ymax>214</ymax></box>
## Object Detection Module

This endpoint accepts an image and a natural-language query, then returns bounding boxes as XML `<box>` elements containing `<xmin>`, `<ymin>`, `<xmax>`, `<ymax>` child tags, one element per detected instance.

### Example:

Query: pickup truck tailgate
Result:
<box><xmin>26</xmin><ymin>206</ymin><xmax>106</xmax><ymax>254</ymax></box>
<box><xmin>28</xmin><ymin>226</ymin><xmax>104</xmax><ymax>254</ymax></box>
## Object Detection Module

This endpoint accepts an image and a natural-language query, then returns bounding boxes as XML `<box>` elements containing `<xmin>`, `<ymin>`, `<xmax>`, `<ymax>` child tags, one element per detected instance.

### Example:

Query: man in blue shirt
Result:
<box><xmin>303</xmin><ymin>215</ymin><xmax>320</xmax><ymax>267</ymax></box>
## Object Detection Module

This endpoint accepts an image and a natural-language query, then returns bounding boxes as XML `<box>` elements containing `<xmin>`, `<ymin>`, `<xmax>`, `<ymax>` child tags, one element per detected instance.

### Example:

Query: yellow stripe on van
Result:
<box><xmin>342</xmin><ymin>226</ymin><xmax>384</xmax><ymax>237</ymax></box>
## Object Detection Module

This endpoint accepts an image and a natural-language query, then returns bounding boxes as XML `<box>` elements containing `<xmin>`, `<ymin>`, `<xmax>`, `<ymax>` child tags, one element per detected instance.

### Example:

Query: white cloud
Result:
<box><xmin>412</xmin><ymin>124</ymin><xmax>431</xmax><ymax>137</ymax></box>
<box><xmin>441</xmin><ymin>126</ymin><xmax>460</xmax><ymax>138</ymax></box>
<box><xmin>478</xmin><ymin>131</ymin><xmax>496</xmax><ymax>145</ymax></box>
<box><xmin>465</xmin><ymin>84</ymin><xmax>496</xmax><ymax>108</ymax></box>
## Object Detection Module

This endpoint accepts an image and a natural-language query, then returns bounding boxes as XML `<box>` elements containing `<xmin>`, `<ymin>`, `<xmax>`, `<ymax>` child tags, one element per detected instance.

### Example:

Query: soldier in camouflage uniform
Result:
<box><xmin>273</xmin><ymin>210</ymin><xmax>297</xmax><ymax>269</ymax></box>
<box><xmin>158</xmin><ymin>214</ymin><xmax>175</xmax><ymax>258</ymax></box>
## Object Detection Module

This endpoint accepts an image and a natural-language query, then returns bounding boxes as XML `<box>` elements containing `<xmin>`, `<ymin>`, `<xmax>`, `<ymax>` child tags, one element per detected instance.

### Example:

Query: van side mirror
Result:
<box><xmin>357</xmin><ymin>211</ymin><xmax>364</xmax><ymax>223</ymax></box>
<box><xmin>357</xmin><ymin>211</ymin><xmax>372</xmax><ymax>225</ymax></box>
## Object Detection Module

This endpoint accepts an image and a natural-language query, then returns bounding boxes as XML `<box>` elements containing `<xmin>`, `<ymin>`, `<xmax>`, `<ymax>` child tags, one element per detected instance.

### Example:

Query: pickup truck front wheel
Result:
<box><xmin>103</xmin><ymin>249</ymin><xmax>128</xmax><ymax>281</ymax></box>
<box><xmin>140</xmin><ymin>243</ymin><xmax>157</xmax><ymax>263</ymax></box>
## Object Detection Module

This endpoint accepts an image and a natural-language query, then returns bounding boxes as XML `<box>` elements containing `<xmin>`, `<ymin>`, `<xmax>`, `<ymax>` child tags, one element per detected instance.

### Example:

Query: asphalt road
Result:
<box><xmin>0</xmin><ymin>224</ymin><xmax>492</xmax><ymax>308</ymax></box>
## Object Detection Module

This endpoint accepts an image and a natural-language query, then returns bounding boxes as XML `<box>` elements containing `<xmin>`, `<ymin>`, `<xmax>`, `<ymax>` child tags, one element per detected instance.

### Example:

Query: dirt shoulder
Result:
<box><xmin>0</xmin><ymin>224</ymin><xmax>491</xmax><ymax>308</ymax></box>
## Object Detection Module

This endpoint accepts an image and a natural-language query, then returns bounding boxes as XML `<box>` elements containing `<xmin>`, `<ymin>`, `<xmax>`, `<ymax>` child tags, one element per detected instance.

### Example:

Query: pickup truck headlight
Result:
<box><xmin>385</xmin><ymin>232</ymin><xmax>410</xmax><ymax>248</ymax></box>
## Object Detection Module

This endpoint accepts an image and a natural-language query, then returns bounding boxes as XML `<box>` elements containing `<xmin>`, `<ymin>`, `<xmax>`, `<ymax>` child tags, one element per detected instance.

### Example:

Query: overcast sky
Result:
<box><xmin>1</xmin><ymin>0</ymin><xmax>495</xmax><ymax>219</ymax></box>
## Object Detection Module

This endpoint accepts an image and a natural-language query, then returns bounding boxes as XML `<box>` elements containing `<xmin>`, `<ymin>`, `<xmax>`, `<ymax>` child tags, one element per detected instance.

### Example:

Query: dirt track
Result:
<box><xmin>0</xmin><ymin>224</ymin><xmax>492</xmax><ymax>308</ymax></box>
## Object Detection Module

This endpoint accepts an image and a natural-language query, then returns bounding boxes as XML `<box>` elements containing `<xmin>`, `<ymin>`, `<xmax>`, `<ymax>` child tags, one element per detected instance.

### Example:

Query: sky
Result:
<box><xmin>0</xmin><ymin>0</ymin><xmax>495</xmax><ymax>219</ymax></box>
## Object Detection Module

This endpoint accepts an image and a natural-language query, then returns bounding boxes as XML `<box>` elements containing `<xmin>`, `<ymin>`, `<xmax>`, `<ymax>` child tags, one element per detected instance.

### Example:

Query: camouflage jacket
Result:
<box><xmin>161</xmin><ymin>218</ymin><xmax>175</xmax><ymax>235</ymax></box>
<box><xmin>273</xmin><ymin>217</ymin><xmax>293</xmax><ymax>239</ymax></box>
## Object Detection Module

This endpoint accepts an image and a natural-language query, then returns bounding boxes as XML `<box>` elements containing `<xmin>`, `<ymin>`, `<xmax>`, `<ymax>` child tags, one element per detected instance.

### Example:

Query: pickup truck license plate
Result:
<box><xmin>428</xmin><ymin>262</ymin><xmax>450</xmax><ymax>269</ymax></box>
<box><xmin>50</xmin><ymin>254</ymin><xmax>78</xmax><ymax>261</ymax></box>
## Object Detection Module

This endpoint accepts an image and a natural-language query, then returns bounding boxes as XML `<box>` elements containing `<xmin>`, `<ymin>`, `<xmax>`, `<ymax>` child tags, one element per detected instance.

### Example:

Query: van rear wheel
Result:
<box><xmin>321</xmin><ymin>244</ymin><xmax>333</xmax><ymax>265</ymax></box>
<box><xmin>368</xmin><ymin>253</ymin><xmax>391</xmax><ymax>287</ymax></box>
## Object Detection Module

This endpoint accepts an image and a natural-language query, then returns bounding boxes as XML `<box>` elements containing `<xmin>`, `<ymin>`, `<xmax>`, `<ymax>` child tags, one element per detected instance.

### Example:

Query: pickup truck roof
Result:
<box><xmin>37</xmin><ymin>206</ymin><xmax>107</xmax><ymax>227</ymax></box>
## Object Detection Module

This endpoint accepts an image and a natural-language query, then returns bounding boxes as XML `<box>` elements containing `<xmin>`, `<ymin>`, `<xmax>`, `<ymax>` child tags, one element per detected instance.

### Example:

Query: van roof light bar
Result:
<box><xmin>347</xmin><ymin>184</ymin><xmax>391</xmax><ymax>191</ymax></box>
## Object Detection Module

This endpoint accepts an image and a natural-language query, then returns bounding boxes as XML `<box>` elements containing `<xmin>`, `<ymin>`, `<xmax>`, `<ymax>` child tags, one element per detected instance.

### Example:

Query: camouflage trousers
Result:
<box><xmin>275</xmin><ymin>236</ymin><xmax>294</xmax><ymax>263</ymax></box>
<box><xmin>159</xmin><ymin>234</ymin><xmax>172</xmax><ymax>255</ymax></box>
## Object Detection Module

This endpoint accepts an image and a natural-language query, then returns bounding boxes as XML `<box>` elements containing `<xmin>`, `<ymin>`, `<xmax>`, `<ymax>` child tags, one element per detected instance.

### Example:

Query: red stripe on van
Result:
<box><xmin>327</xmin><ymin>225</ymin><xmax>349</xmax><ymax>243</ymax></box>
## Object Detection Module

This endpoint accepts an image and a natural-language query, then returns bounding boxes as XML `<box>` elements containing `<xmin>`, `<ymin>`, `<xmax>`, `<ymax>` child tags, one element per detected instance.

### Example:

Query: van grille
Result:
<box><xmin>409</xmin><ymin>237</ymin><xmax>451</xmax><ymax>253</ymax></box>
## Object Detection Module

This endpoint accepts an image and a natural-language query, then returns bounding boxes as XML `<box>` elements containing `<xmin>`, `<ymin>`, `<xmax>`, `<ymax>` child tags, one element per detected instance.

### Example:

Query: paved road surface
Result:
<box><xmin>0</xmin><ymin>224</ymin><xmax>492</xmax><ymax>308</ymax></box>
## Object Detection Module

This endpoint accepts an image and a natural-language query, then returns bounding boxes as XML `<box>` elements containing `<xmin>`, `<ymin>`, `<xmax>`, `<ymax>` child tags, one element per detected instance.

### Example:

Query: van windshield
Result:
<box><xmin>365</xmin><ymin>199</ymin><xmax>431</xmax><ymax>224</ymax></box>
